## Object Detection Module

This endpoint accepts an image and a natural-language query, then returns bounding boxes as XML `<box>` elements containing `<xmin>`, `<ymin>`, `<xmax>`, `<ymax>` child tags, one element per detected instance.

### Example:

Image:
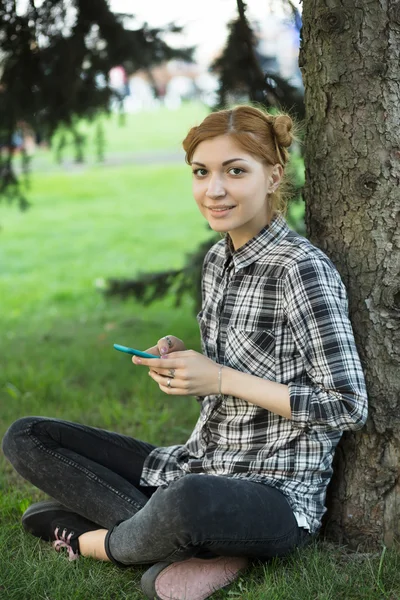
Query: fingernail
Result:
<box><xmin>136</xmin><ymin>358</ymin><xmax>142</xmax><ymax>364</ymax></box>
<box><xmin>160</xmin><ymin>347</ymin><xmax>168</xmax><ymax>354</ymax></box>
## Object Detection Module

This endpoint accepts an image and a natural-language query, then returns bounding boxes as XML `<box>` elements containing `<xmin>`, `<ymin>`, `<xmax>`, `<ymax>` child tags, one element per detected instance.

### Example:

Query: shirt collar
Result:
<box><xmin>224</xmin><ymin>214</ymin><xmax>290</xmax><ymax>270</ymax></box>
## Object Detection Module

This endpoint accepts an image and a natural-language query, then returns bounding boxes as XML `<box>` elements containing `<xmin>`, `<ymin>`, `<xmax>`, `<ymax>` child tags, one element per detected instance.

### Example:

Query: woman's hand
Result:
<box><xmin>144</xmin><ymin>335</ymin><xmax>186</xmax><ymax>357</ymax></box>
<box><xmin>132</xmin><ymin>350</ymin><xmax>220</xmax><ymax>397</ymax></box>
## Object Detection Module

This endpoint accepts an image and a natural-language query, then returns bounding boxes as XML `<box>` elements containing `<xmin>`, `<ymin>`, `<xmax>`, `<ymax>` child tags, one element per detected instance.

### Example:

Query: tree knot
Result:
<box><xmin>318</xmin><ymin>10</ymin><xmax>347</xmax><ymax>34</ymax></box>
<box><xmin>356</xmin><ymin>173</ymin><xmax>378</xmax><ymax>198</ymax></box>
<box><xmin>382</xmin><ymin>281</ymin><xmax>400</xmax><ymax>312</ymax></box>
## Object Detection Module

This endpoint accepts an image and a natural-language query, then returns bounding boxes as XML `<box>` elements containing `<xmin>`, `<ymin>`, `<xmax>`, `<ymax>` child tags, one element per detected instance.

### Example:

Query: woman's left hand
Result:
<box><xmin>132</xmin><ymin>350</ymin><xmax>220</xmax><ymax>396</ymax></box>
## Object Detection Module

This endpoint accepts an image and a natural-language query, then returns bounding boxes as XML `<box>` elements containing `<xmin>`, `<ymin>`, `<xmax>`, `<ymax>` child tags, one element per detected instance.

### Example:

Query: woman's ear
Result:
<box><xmin>268</xmin><ymin>164</ymin><xmax>284</xmax><ymax>194</ymax></box>
<box><xmin>272</xmin><ymin>164</ymin><xmax>284</xmax><ymax>185</ymax></box>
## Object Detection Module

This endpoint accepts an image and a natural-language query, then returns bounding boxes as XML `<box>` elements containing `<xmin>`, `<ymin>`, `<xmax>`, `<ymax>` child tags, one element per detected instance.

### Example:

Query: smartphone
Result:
<box><xmin>113</xmin><ymin>344</ymin><xmax>159</xmax><ymax>359</ymax></box>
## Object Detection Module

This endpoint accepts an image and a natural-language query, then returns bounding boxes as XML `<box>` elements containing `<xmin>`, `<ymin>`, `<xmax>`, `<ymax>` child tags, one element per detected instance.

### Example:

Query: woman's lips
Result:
<box><xmin>207</xmin><ymin>206</ymin><xmax>235</xmax><ymax>217</ymax></box>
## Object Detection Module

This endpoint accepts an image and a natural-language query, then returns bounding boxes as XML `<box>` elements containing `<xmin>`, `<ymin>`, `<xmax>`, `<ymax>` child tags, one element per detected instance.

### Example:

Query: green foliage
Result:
<box><xmin>210</xmin><ymin>0</ymin><xmax>304</xmax><ymax>119</ymax></box>
<box><xmin>0</xmin><ymin>0</ymin><xmax>193</xmax><ymax>201</ymax></box>
<box><xmin>211</xmin><ymin>1</ymin><xmax>263</xmax><ymax>107</ymax></box>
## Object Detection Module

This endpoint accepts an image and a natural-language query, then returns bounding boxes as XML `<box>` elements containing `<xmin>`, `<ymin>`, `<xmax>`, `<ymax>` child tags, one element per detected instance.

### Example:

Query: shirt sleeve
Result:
<box><xmin>283</xmin><ymin>255</ymin><xmax>368</xmax><ymax>431</ymax></box>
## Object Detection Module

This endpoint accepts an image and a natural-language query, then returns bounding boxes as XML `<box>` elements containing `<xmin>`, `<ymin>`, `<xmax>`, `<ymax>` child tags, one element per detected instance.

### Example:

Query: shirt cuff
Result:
<box><xmin>288</xmin><ymin>382</ymin><xmax>311</xmax><ymax>429</ymax></box>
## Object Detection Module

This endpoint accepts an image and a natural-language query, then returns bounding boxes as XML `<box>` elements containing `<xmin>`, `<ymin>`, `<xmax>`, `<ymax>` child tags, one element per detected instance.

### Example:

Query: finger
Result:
<box><xmin>132</xmin><ymin>356</ymin><xmax>159</xmax><ymax>367</ymax></box>
<box><xmin>157</xmin><ymin>336</ymin><xmax>174</xmax><ymax>356</ymax></box>
<box><xmin>151</xmin><ymin>367</ymin><xmax>180</xmax><ymax>378</ymax></box>
<box><xmin>148</xmin><ymin>370</ymin><xmax>185</xmax><ymax>391</ymax></box>
<box><xmin>149</xmin><ymin>370</ymin><xmax>180</xmax><ymax>383</ymax></box>
<box><xmin>160</xmin><ymin>350</ymin><xmax>191</xmax><ymax>360</ymax></box>
<box><xmin>159</xmin><ymin>383</ymin><xmax>184</xmax><ymax>395</ymax></box>
<box><xmin>149</xmin><ymin>367</ymin><xmax>175</xmax><ymax>378</ymax></box>
<box><xmin>132</xmin><ymin>356</ymin><xmax>181</xmax><ymax>368</ymax></box>
<box><xmin>144</xmin><ymin>345</ymin><xmax>161</xmax><ymax>356</ymax></box>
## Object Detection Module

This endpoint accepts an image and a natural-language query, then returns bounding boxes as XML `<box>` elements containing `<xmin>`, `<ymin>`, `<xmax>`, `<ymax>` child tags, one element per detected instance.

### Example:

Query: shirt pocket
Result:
<box><xmin>224</xmin><ymin>327</ymin><xmax>276</xmax><ymax>380</ymax></box>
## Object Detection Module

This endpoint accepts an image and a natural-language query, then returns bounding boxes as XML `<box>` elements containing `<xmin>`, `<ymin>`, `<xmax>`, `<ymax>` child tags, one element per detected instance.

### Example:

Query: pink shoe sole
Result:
<box><xmin>141</xmin><ymin>555</ymin><xmax>249</xmax><ymax>600</ymax></box>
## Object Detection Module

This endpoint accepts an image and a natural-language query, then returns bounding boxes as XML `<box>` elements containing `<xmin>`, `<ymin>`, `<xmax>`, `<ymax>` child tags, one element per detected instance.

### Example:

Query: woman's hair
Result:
<box><xmin>182</xmin><ymin>105</ymin><xmax>297</xmax><ymax>220</ymax></box>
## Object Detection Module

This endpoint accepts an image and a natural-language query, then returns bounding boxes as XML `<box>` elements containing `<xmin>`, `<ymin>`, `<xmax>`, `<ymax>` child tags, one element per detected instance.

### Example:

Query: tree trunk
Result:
<box><xmin>299</xmin><ymin>0</ymin><xmax>400</xmax><ymax>549</ymax></box>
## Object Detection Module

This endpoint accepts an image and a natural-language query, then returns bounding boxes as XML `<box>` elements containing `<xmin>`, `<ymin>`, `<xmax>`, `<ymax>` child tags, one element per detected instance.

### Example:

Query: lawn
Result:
<box><xmin>1</xmin><ymin>103</ymin><xmax>399</xmax><ymax>599</ymax></box>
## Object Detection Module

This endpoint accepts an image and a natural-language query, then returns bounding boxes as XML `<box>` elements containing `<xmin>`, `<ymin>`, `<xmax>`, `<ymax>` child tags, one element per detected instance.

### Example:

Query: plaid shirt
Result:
<box><xmin>140</xmin><ymin>215</ymin><xmax>368</xmax><ymax>533</ymax></box>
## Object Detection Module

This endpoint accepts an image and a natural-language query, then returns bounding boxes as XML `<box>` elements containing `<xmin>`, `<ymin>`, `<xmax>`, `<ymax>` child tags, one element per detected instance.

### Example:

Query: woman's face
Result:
<box><xmin>191</xmin><ymin>135</ymin><xmax>283</xmax><ymax>250</ymax></box>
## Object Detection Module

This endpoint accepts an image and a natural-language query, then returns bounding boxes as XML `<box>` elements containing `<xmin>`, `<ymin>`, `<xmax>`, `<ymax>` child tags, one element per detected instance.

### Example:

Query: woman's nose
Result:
<box><xmin>206</xmin><ymin>176</ymin><xmax>226</xmax><ymax>199</ymax></box>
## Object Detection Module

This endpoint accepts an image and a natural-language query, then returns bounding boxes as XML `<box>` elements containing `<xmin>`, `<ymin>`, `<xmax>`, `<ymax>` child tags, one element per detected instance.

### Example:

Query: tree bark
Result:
<box><xmin>299</xmin><ymin>0</ymin><xmax>400</xmax><ymax>549</ymax></box>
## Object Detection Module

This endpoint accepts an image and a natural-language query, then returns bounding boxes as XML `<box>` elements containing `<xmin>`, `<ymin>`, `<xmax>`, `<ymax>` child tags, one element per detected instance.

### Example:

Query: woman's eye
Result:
<box><xmin>193</xmin><ymin>168</ymin><xmax>208</xmax><ymax>177</ymax></box>
<box><xmin>229</xmin><ymin>167</ymin><xmax>245</xmax><ymax>176</ymax></box>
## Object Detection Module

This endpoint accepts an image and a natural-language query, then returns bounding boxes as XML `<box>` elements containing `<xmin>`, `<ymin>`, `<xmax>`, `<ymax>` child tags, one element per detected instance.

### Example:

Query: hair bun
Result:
<box><xmin>272</xmin><ymin>115</ymin><xmax>293</xmax><ymax>148</ymax></box>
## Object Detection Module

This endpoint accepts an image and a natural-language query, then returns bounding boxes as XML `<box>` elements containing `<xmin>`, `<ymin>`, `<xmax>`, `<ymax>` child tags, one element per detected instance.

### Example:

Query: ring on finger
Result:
<box><xmin>168</xmin><ymin>368</ymin><xmax>175</xmax><ymax>378</ymax></box>
<box><xmin>164</xmin><ymin>336</ymin><xmax>173</xmax><ymax>349</ymax></box>
<box><xmin>167</xmin><ymin>378</ymin><xmax>172</xmax><ymax>388</ymax></box>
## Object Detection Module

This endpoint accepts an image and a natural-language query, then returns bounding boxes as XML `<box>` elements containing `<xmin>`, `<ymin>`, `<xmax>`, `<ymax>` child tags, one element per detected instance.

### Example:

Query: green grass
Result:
<box><xmin>1</xmin><ymin>103</ymin><xmax>399</xmax><ymax>599</ymax></box>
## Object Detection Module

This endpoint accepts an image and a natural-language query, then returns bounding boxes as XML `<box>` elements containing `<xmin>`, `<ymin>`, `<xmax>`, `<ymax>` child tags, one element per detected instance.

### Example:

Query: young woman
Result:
<box><xmin>2</xmin><ymin>105</ymin><xmax>368</xmax><ymax>600</ymax></box>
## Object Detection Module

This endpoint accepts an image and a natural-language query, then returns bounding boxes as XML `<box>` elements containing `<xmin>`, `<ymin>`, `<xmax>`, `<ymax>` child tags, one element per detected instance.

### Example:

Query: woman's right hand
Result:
<box><xmin>144</xmin><ymin>335</ymin><xmax>186</xmax><ymax>357</ymax></box>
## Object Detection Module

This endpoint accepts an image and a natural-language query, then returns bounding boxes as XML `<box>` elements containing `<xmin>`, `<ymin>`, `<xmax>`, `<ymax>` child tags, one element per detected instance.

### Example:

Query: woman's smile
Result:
<box><xmin>207</xmin><ymin>206</ymin><xmax>236</xmax><ymax>217</ymax></box>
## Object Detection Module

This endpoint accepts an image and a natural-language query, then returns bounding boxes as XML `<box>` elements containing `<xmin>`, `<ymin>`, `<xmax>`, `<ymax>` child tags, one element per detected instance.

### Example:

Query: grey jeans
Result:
<box><xmin>2</xmin><ymin>416</ymin><xmax>312</xmax><ymax>566</ymax></box>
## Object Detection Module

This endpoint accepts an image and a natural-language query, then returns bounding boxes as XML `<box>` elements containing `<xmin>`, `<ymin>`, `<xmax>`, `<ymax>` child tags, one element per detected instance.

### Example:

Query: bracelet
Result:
<box><xmin>218</xmin><ymin>365</ymin><xmax>224</xmax><ymax>396</ymax></box>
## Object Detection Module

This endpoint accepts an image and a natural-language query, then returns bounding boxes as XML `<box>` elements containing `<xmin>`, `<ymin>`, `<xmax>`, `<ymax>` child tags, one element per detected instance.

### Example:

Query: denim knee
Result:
<box><xmin>151</xmin><ymin>475</ymin><xmax>224</xmax><ymax>535</ymax></box>
<box><xmin>2</xmin><ymin>416</ymin><xmax>41</xmax><ymax>462</ymax></box>
<box><xmin>106</xmin><ymin>476</ymin><xmax>214</xmax><ymax>565</ymax></box>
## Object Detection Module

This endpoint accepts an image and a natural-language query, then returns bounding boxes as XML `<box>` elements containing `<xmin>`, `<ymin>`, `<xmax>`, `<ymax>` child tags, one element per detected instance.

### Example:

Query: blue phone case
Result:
<box><xmin>113</xmin><ymin>344</ymin><xmax>159</xmax><ymax>358</ymax></box>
